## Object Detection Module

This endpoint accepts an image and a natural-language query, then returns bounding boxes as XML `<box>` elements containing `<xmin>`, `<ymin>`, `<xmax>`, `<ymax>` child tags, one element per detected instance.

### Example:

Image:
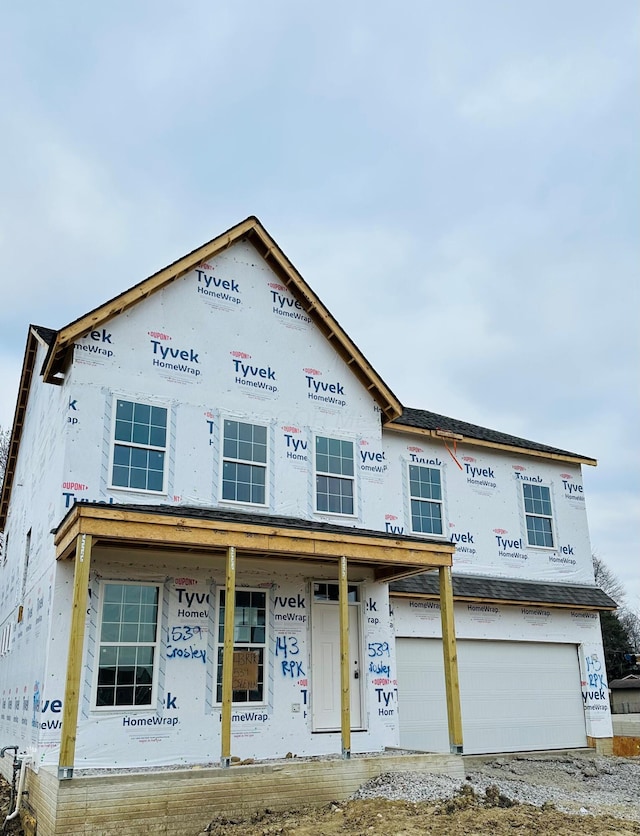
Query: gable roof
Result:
<box><xmin>390</xmin><ymin>406</ymin><xmax>597</xmax><ymax>467</ymax></box>
<box><xmin>40</xmin><ymin>215</ymin><xmax>402</xmax><ymax>422</ymax></box>
<box><xmin>390</xmin><ymin>572</ymin><xmax>617</xmax><ymax>611</ymax></box>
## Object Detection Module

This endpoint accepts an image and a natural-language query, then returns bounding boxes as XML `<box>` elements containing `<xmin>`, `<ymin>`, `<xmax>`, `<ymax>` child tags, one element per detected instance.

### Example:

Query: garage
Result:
<box><xmin>396</xmin><ymin>638</ymin><xmax>588</xmax><ymax>754</ymax></box>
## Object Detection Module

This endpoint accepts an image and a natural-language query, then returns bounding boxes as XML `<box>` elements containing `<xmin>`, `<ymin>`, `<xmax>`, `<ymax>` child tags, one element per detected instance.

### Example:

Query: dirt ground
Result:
<box><xmin>203</xmin><ymin>797</ymin><xmax>640</xmax><ymax>836</ymax></box>
<box><xmin>1</xmin><ymin>757</ymin><xmax>639</xmax><ymax>835</ymax></box>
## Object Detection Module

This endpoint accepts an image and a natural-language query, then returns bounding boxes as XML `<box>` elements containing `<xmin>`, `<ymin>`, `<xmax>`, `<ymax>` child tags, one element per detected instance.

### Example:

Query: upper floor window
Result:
<box><xmin>315</xmin><ymin>436</ymin><xmax>354</xmax><ymax>515</ymax></box>
<box><xmin>95</xmin><ymin>583</ymin><xmax>160</xmax><ymax>709</ymax></box>
<box><xmin>522</xmin><ymin>483</ymin><xmax>554</xmax><ymax>548</ymax></box>
<box><xmin>111</xmin><ymin>400</ymin><xmax>167</xmax><ymax>493</ymax></box>
<box><xmin>409</xmin><ymin>464</ymin><xmax>443</xmax><ymax>535</ymax></box>
<box><xmin>222</xmin><ymin>420</ymin><xmax>267</xmax><ymax>505</ymax></box>
<box><xmin>216</xmin><ymin>588</ymin><xmax>267</xmax><ymax>704</ymax></box>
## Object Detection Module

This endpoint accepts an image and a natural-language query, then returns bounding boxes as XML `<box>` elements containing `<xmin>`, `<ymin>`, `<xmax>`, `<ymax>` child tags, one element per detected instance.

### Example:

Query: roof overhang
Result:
<box><xmin>385</xmin><ymin>423</ymin><xmax>597</xmax><ymax>467</ymax></box>
<box><xmin>40</xmin><ymin>216</ymin><xmax>402</xmax><ymax>422</ymax></box>
<box><xmin>54</xmin><ymin>505</ymin><xmax>454</xmax><ymax>583</ymax></box>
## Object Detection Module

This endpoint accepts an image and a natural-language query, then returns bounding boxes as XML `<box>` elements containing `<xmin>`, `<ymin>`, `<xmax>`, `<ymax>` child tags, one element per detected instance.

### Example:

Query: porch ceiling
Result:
<box><xmin>53</xmin><ymin>504</ymin><xmax>454</xmax><ymax>582</ymax></box>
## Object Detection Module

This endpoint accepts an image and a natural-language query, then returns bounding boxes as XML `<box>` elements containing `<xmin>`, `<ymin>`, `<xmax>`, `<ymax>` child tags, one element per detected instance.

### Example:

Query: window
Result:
<box><xmin>409</xmin><ymin>465</ymin><xmax>443</xmax><ymax>535</ymax></box>
<box><xmin>95</xmin><ymin>583</ymin><xmax>160</xmax><ymax>708</ymax></box>
<box><xmin>222</xmin><ymin>420</ymin><xmax>267</xmax><ymax>505</ymax></box>
<box><xmin>522</xmin><ymin>483</ymin><xmax>554</xmax><ymax>548</ymax></box>
<box><xmin>315</xmin><ymin>436</ymin><xmax>354</xmax><ymax>515</ymax></box>
<box><xmin>216</xmin><ymin>589</ymin><xmax>267</xmax><ymax>703</ymax></box>
<box><xmin>111</xmin><ymin>400</ymin><xmax>167</xmax><ymax>492</ymax></box>
<box><xmin>313</xmin><ymin>582</ymin><xmax>359</xmax><ymax>603</ymax></box>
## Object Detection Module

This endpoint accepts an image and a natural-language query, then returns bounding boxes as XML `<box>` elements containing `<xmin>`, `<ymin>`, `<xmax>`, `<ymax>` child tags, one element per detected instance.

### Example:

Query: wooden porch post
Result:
<box><xmin>339</xmin><ymin>555</ymin><xmax>351</xmax><ymax>759</ymax></box>
<box><xmin>58</xmin><ymin>533</ymin><xmax>92</xmax><ymax>779</ymax></box>
<box><xmin>439</xmin><ymin>565</ymin><xmax>463</xmax><ymax>753</ymax></box>
<box><xmin>220</xmin><ymin>545</ymin><xmax>236</xmax><ymax>767</ymax></box>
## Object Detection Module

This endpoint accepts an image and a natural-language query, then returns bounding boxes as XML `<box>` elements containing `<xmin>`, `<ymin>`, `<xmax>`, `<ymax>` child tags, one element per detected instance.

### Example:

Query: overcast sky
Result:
<box><xmin>1</xmin><ymin>2</ymin><xmax>638</xmax><ymax>606</ymax></box>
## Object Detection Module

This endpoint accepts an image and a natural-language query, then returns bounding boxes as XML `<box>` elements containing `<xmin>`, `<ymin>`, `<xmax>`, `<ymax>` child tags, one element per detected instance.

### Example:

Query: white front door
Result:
<box><xmin>311</xmin><ymin>584</ymin><xmax>363</xmax><ymax>731</ymax></box>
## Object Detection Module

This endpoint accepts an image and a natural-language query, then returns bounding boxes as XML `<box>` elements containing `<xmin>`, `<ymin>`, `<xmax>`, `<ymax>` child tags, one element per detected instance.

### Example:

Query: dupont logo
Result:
<box><xmin>304</xmin><ymin>368</ymin><xmax>321</xmax><ymax>375</ymax></box>
<box><xmin>269</xmin><ymin>282</ymin><xmax>286</xmax><ymax>292</ymax></box>
<box><xmin>204</xmin><ymin>411</ymin><xmax>215</xmax><ymax>419</ymax></box>
<box><xmin>462</xmin><ymin>456</ymin><xmax>476</xmax><ymax>463</ymax></box>
<box><xmin>385</xmin><ymin>514</ymin><xmax>398</xmax><ymax>521</ymax></box>
<box><xmin>282</xmin><ymin>425</ymin><xmax>301</xmax><ymax>434</ymax></box>
<box><xmin>148</xmin><ymin>331</ymin><xmax>171</xmax><ymax>341</ymax></box>
<box><xmin>62</xmin><ymin>482</ymin><xmax>87</xmax><ymax>491</ymax></box>
<box><xmin>493</xmin><ymin>528</ymin><xmax>508</xmax><ymax>535</ymax></box>
<box><xmin>407</xmin><ymin>446</ymin><xmax>423</xmax><ymax>453</ymax></box>
<box><xmin>512</xmin><ymin>465</ymin><xmax>526</xmax><ymax>472</ymax></box>
<box><xmin>231</xmin><ymin>351</ymin><xmax>251</xmax><ymax>359</ymax></box>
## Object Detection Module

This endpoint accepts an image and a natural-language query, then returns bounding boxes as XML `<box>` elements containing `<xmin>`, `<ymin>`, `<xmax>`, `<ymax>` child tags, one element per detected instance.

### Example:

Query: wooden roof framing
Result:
<box><xmin>54</xmin><ymin>504</ymin><xmax>454</xmax><ymax>583</ymax></box>
<box><xmin>40</xmin><ymin>216</ymin><xmax>402</xmax><ymax>421</ymax></box>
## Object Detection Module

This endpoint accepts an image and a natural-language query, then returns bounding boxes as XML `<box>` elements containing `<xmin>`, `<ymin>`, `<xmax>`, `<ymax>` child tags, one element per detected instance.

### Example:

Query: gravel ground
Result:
<box><xmin>354</xmin><ymin>752</ymin><xmax>640</xmax><ymax>821</ymax></box>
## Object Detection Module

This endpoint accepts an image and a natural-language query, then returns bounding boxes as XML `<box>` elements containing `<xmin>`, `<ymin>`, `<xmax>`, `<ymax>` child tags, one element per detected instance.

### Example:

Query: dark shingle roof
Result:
<box><xmin>390</xmin><ymin>572</ymin><xmax>617</xmax><ymax>610</ymax></box>
<box><xmin>609</xmin><ymin>676</ymin><xmax>640</xmax><ymax>689</ymax></box>
<box><xmin>393</xmin><ymin>407</ymin><xmax>593</xmax><ymax>461</ymax></box>
<box><xmin>55</xmin><ymin>502</ymin><xmax>448</xmax><ymax>549</ymax></box>
<box><xmin>32</xmin><ymin>325</ymin><xmax>57</xmax><ymax>346</ymax></box>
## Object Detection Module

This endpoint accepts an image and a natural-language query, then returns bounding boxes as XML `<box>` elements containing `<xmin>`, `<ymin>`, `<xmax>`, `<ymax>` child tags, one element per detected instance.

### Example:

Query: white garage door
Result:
<box><xmin>396</xmin><ymin>638</ymin><xmax>587</xmax><ymax>755</ymax></box>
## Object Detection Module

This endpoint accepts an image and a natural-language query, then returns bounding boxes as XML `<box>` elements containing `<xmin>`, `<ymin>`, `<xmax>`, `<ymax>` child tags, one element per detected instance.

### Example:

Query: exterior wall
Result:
<box><xmin>37</xmin><ymin>548</ymin><xmax>396</xmax><ymax>770</ymax></box>
<box><xmin>382</xmin><ymin>431</ymin><xmax>594</xmax><ymax>585</ymax></box>
<box><xmin>393</xmin><ymin>596</ymin><xmax>613</xmax><ymax>741</ymax></box>
<box><xmin>0</xmin><ymin>340</ymin><xmax>67</xmax><ymax>779</ymax></box>
<box><xmin>59</xmin><ymin>240</ymin><xmax>383</xmax><ymax>527</ymax></box>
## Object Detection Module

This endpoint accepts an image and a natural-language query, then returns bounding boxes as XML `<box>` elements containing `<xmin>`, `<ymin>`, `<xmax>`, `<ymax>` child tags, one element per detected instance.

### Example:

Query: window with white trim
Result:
<box><xmin>222</xmin><ymin>420</ymin><xmax>267</xmax><ymax>505</ymax></box>
<box><xmin>95</xmin><ymin>583</ymin><xmax>160</xmax><ymax>709</ymax></box>
<box><xmin>409</xmin><ymin>464</ymin><xmax>444</xmax><ymax>535</ymax></box>
<box><xmin>315</xmin><ymin>436</ymin><xmax>355</xmax><ymax>515</ymax></box>
<box><xmin>111</xmin><ymin>399</ymin><xmax>167</xmax><ymax>493</ymax></box>
<box><xmin>522</xmin><ymin>483</ymin><xmax>554</xmax><ymax>548</ymax></box>
<box><xmin>216</xmin><ymin>588</ymin><xmax>267</xmax><ymax>703</ymax></box>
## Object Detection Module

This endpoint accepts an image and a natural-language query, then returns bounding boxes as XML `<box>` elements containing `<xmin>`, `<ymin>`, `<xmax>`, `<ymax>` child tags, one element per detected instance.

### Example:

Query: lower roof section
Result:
<box><xmin>390</xmin><ymin>572</ymin><xmax>617</xmax><ymax>611</ymax></box>
<box><xmin>53</xmin><ymin>503</ymin><xmax>454</xmax><ymax>583</ymax></box>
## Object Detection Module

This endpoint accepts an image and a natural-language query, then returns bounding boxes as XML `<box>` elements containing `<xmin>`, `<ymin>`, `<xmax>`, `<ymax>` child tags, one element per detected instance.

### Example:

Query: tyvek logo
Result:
<box><xmin>493</xmin><ymin>528</ymin><xmax>527</xmax><ymax>559</ymax></box>
<box><xmin>359</xmin><ymin>440</ymin><xmax>386</xmax><ymax>473</ymax></box>
<box><xmin>74</xmin><ymin>328</ymin><xmax>114</xmax><ymax>359</ymax></box>
<box><xmin>232</xmin><ymin>351</ymin><xmax>278</xmax><ymax>393</ymax></box>
<box><xmin>151</xmin><ymin>336</ymin><xmax>201</xmax><ymax>376</ymax></box>
<box><xmin>304</xmin><ymin>368</ymin><xmax>346</xmax><ymax>407</ymax></box>
<box><xmin>268</xmin><ymin>282</ymin><xmax>311</xmax><ymax>325</ymax></box>
<box><xmin>408</xmin><ymin>452</ymin><xmax>443</xmax><ymax>466</ymax></box>
<box><xmin>384</xmin><ymin>514</ymin><xmax>404</xmax><ymax>535</ymax></box>
<box><xmin>560</xmin><ymin>472</ymin><xmax>584</xmax><ymax>499</ymax></box>
<box><xmin>283</xmin><ymin>425</ymin><xmax>308</xmax><ymax>460</ymax></box>
<box><xmin>463</xmin><ymin>455</ymin><xmax>496</xmax><ymax>487</ymax></box>
<box><xmin>449</xmin><ymin>523</ymin><xmax>476</xmax><ymax>553</ymax></box>
<box><xmin>195</xmin><ymin>267</ymin><xmax>241</xmax><ymax>304</ymax></box>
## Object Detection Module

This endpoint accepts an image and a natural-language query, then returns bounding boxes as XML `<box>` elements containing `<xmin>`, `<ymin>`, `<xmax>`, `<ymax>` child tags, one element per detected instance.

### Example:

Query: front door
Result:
<box><xmin>311</xmin><ymin>582</ymin><xmax>363</xmax><ymax>731</ymax></box>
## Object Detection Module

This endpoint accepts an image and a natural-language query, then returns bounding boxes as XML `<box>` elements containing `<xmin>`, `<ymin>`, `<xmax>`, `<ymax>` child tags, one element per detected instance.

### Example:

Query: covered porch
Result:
<box><xmin>52</xmin><ymin>503</ymin><xmax>461</xmax><ymax>779</ymax></box>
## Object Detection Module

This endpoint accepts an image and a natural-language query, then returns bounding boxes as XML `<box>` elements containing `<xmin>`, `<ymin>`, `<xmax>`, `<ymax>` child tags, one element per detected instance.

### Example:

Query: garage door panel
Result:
<box><xmin>397</xmin><ymin>639</ymin><xmax>587</xmax><ymax>755</ymax></box>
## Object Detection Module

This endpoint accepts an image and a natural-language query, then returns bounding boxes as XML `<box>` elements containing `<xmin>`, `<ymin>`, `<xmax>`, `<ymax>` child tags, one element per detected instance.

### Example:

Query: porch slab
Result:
<box><xmin>25</xmin><ymin>752</ymin><xmax>464</xmax><ymax>836</ymax></box>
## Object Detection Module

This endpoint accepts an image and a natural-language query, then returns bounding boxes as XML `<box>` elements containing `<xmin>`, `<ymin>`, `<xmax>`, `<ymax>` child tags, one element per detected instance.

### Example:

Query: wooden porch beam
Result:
<box><xmin>220</xmin><ymin>546</ymin><xmax>237</xmax><ymax>767</ymax></box>
<box><xmin>439</xmin><ymin>565</ymin><xmax>463</xmax><ymax>754</ymax></box>
<box><xmin>339</xmin><ymin>556</ymin><xmax>351</xmax><ymax>759</ymax></box>
<box><xmin>58</xmin><ymin>534</ymin><xmax>92</xmax><ymax>779</ymax></box>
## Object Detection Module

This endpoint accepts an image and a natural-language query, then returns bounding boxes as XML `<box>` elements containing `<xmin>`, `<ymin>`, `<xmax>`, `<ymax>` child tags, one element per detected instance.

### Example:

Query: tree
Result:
<box><xmin>593</xmin><ymin>554</ymin><xmax>639</xmax><ymax>682</ymax></box>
